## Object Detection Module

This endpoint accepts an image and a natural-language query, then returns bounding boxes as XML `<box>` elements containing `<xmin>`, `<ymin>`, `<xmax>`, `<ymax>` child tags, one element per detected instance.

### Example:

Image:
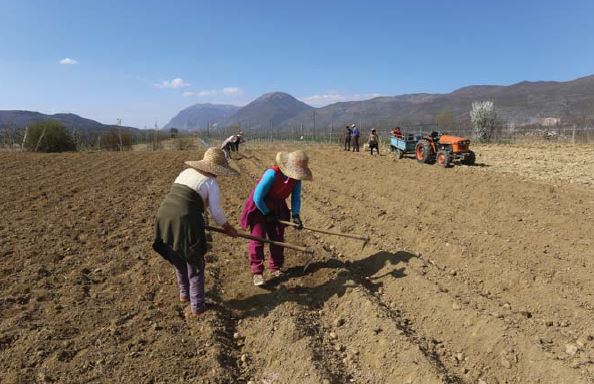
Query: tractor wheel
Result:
<box><xmin>415</xmin><ymin>140</ymin><xmax>434</xmax><ymax>164</ymax></box>
<box><xmin>396</xmin><ymin>149</ymin><xmax>404</xmax><ymax>159</ymax></box>
<box><xmin>461</xmin><ymin>150</ymin><xmax>476</xmax><ymax>166</ymax></box>
<box><xmin>436</xmin><ymin>150</ymin><xmax>451</xmax><ymax>168</ymax></box>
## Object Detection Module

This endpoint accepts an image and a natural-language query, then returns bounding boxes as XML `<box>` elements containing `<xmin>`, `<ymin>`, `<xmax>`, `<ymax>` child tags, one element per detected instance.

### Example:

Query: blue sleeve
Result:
<box><xmin>291</xmin><ymin>181</ymin><xmax>302</xmax><ymax>216</ymax></box>
<box><xmin>253</xmin><ymin>169</ymin><xmax>276</xmax><ymax>215</ymax></box>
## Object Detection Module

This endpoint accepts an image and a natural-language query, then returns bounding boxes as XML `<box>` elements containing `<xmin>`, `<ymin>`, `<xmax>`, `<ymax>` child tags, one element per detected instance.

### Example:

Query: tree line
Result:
<box><xmin>0</xmin><ymin>120</ymin><xmax>174</xmax><ymax>152</ymax></box>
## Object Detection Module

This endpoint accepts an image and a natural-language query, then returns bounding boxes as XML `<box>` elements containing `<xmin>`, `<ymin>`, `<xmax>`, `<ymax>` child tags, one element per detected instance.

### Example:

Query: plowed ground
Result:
<box><xmin>1</xmin><ymin>143</ymin><xmax>593</xmax><ymax>384</ymax></box>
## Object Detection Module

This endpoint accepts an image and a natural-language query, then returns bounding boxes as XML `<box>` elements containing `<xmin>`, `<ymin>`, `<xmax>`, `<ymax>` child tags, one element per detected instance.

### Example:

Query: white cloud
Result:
<box><xmin>182</xmin><ymin>87</ymin><xmax>243</xmax><ymax>97</ymax></box>
<box><xmin>223</xmin><ymin>87</ymin><xmax>243</xmax><ymax>96</ymax></box>
<box><xmin>198</xmin><ymin>89</ymin><xmax>218</xmax><ymax>97</ymax></box>
<box><xmin>59</xmin><ymin>57</ymin><xmax>78</xmax><ymax>65</ymax></box>
<box><xmin>300</xmin><ymin>91</ymin><xmax>383</xmax><ymax>107</ymax></box>
<box><xmin>156</xmin><ymin>77</ymin><xmax>190</xmax><ymax>89</ymax></box>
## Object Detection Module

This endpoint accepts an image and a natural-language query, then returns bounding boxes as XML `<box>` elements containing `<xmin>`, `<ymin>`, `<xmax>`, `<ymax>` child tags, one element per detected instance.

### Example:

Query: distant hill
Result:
<box><xmin>219</xmin><ymin>92</ymin><xmax>313</xmax><ymax>131</ymax></box>
<box><xmin>163</xmin><ymin>103</ymin><xmax>240</xmax><ymax>130</ymax></box>
<box><xmin>0</xmin><ymin>110</ymin><xmax>140</xmax><ymax>134</ymax></box>
<box><xmin>165</xmin><ymin>75</ymin><xmax>594</xmax><ymax>135</ymax></box>
<box><xmin>279</xmin><ymin>75</ymin><xmax>594</xmax><ymax>131</ymax></box>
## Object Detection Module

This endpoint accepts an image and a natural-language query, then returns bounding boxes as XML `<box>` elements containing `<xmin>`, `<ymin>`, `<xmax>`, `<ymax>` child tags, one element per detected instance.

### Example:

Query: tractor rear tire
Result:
<box><xmin>461</xmin><ymin>150</ymin><xmax>476</xmax><ymax>166</ymax></box>
<box><xmin>415</xmin><ymin>140</ymin><xmax>434</xmax><ymax>164</ymax></box>
<box><xmin>437</xmin><ymin>150</ymin><xmax>451</xmax><ymax>168</ymax></box>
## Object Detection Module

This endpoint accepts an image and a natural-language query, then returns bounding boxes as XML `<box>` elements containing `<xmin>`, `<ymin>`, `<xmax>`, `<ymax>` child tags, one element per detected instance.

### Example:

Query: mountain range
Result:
<box><xmin>163</xmin><ymin>104</ymin><xmax>240</xmax><ymax>130</ymax></box>
<box><xmin>2</xmin><ymin>75</ymin><xmax>592</xmax><ymax>136</ymax></box>
<box><xmin>0</xmin><ymin>110</ymin><xmax>140</xmax><ymax>135</ymax></box>
<box><xmin>217</xmin><ymin>92</ymin><xmax>313</xmax><ymax>130</ymax></box>
<box><xmin>166</xmin><ymin>75</ymin><xmax>594</xmax><ymax>132</ymax></box>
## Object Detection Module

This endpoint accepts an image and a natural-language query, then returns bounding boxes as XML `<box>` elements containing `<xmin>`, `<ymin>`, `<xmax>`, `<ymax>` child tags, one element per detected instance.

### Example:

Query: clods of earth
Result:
<box><xmin>1</xmin><ymin>143</ymin><xmax>593</xmax><ymax>383</ymax></box>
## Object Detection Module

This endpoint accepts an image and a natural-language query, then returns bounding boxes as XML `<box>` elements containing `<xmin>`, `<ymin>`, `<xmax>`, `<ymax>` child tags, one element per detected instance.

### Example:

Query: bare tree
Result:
<box><xmin>34</xmin><ymin>127</ymin><xmax>47</xmax><ymax>152</ymax></box>
<box><xmin>21</xmin><ymin>126</ymin><xmax>28</xmax><ymax>151</ymax></box>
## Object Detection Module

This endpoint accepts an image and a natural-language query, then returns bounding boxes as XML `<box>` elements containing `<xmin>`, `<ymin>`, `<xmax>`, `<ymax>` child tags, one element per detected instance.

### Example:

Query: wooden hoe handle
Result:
<box><xmin>205</xmin><ymin>225</ymin><xmax>314</xmax><ymax>254</ymax></box>
<box><xmin>277</xmin><ymin>220</ymin><xmax>370</xmax><ymax>243</ymax></box>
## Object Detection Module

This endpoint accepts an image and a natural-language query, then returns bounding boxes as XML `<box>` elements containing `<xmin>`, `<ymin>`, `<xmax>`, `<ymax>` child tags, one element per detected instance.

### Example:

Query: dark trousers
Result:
<box><xmin>352</xmin><ymin>136</ymin><xmax>360</xmax><ymax>152</ymax></box>
<box><xmin>223</xmin><ymin>143</ymin><xmax>232</xmax><ymax>159</ymax></box>
<box><xmin>166</xmin><ymin>246</ymin><xmax>205</xmax><ymax>314</ymax></box>
<box><xmin>369</xmin><ymin>143</ymin><xmax>379</xmax><ymax>155</ymax></box>
<box><xmin>344</xmin><ymin>137</ymin><xmax>351</xmax><ymax>151</ymax></box>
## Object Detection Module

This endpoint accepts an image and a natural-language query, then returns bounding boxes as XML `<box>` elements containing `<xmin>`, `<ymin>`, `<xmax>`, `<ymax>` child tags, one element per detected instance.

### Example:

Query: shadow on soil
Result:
<box><xmin>222</xmin><ymin>250</ymin><xmax>415</xmax><ymax>318</ymax></box>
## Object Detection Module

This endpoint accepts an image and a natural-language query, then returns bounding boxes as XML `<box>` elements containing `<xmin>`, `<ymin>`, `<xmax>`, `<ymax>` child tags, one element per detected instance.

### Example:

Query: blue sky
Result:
<box><xmin>1</xmin><ymin>0</ymin><xmax>593</xmax><ymax>128</ymax></box>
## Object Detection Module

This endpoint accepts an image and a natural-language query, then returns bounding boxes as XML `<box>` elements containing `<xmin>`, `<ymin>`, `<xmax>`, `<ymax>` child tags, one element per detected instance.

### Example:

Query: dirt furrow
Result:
<box><xmin>2</xmin><ymin>145</ymin><xmax>593</xmax><ymax>383</ymax></box>
<box><xmin>216</xmin><ymin>148</ymin><xmax>459</xmax><ymax>382</ymax></box>
<box><xmin>288</xmin><ymin>148</ymin><xmax>593</xmax><ymax>382</ymax></box>
<box><xmin>304</xmin><ymin>150</ymin><xmax>593</xmax><ymax>323</ymax></box>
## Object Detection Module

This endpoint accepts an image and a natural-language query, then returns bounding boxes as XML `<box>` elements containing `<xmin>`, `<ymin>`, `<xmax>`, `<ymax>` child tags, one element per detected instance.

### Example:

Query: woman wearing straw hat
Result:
<box><xmin>153</xmin><ymin>147</ymin><xmax>239</xmax><ymax>317</ymax></box>
<box><xmin>240</xmin><ymin>150</ymin><xmax>312</xmax><ymax>286</ymax></box>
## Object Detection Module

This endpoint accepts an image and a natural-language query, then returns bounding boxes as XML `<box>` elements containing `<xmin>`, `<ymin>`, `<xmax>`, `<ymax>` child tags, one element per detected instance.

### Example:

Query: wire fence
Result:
<box><xmin>3</xmin><ymin>121</ymin><xmax>593</xmax><ymax>152</ymax></box>
<box><xmin>195</xmin><ymin>122</ymin><xmax>594</xmax><ymax>149</ymax></box>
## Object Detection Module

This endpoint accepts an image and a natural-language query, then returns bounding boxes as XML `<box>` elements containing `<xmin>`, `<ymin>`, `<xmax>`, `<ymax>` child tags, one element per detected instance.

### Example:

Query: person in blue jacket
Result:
<box><xmin>351</xmin><ymin>123</ymin><xmax>360</xmax><ymax>152</ymax></box>
<box><xmin>240</xmin><ymin>150</ymin><xmax>313</xmax><ymax>286</ymax></box>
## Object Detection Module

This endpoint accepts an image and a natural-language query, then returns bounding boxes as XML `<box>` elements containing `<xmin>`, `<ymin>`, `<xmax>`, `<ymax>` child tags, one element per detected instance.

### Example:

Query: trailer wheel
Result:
<box><xmin>437</xmin><ymin>150</ymin><xmax>451</xmax><ymax>168</ymax></box>
<box><xmin>461</xmin><ymin>150</ymin><xmax>476</xmax><ymax>165</ymax></box>
<box><xmin>416</xmin><ymin>140</ymin><xmax>434</xmax><ymax>164</ymax></box>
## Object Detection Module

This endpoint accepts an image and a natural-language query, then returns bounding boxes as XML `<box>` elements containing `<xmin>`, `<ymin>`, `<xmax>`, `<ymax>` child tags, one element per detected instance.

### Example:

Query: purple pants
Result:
<box><xmin>166</xmin><ymin>246</ymin><xmax>205</xmax><ymax>314</ymax></box>
<box><xmin>248</xmin><ymin>213</ymin><xmax>285</xmax><ymax>274</ymax></box>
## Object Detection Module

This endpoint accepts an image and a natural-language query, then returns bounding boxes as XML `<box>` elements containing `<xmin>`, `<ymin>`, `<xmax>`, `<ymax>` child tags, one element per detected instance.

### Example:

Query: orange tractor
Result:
<box><xmin>415</xmin><ymin>131</ymin><xmax>475</xmax><ymax>167</ymax></box>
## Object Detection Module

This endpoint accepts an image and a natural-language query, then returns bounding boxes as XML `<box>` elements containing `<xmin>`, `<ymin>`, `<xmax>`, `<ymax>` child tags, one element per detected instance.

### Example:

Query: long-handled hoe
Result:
<box><xmin>277</xmin><ymin>220</ymin><xmax>370</xmax><ymax>272</ymax></box>
<box><xmin>277</xmin><ymin>220</ymin><xmax>370</xmax><ymax>249</ymax></box>
<box><xmin>205</xmin><ymin>225</ymin><xmax>315</xmax><ymax>271</ymax></box>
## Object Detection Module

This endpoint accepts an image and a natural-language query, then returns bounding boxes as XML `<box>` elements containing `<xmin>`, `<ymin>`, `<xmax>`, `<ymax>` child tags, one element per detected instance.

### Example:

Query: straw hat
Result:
<box><xmin>185</xmin><ymin>147</ymin><xmax>239</xmax><ymax>177</ymax></box>
<box><xmin>275</xmin><ymin>150</ymin><xmax>313</xmax><ymax>181</ymax></box>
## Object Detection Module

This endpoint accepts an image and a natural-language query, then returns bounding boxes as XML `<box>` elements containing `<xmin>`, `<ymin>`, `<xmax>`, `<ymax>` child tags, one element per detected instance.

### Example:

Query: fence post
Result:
<box><xmin>21</xmin><ymin>126</ymin><xmax>28</xmax><ymax>151</ymax></box>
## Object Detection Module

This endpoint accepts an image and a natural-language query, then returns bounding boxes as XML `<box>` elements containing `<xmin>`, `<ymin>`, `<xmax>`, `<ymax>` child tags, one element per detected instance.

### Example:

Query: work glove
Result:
<box><xmin>292</xmin><ymin>215</ymin><xmax>303</xmax><ymax>230</ymax></box>
<box><xmin>264</xmin><ymin>212</ymin><xmax>278</xmax><ymax>224</ymax></box>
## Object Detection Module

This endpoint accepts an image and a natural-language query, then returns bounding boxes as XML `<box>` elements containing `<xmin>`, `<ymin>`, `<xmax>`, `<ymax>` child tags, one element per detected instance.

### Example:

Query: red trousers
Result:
<box><xmin>247</xmin><ymin>213</ymin><xmax>285</xmax><ymax>274</ymax></box>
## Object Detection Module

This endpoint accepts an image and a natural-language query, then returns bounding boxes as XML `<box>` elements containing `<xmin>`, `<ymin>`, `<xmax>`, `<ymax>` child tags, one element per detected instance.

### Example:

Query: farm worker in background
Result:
<box><xmin>343</xmin><ymin>125</ymin><xmax>352</xmax><ymax>151</ymax></box>
<box><xmin>391</xmin><ymin>126</ymin><xmax>403</xmax><ymax>139</ymax></box>
<box><xmin>240</xmin><ymin>150</ymin><xmax>313</xmax><ymax>286</ymax></box>
<box><xmin>351</xmin><ymin>124</ymin><xmax>360</xmax><ymax>152</ymax></box>
<box><xmin>221</xmin><ymin>135</ymin><xmax>238</xmax><ymax>160</ymax></box>
<box><xmin>368</xmin><ymin>128</ymin><xmax>379</xmax><ymax>155</ymax></box>
<box><xmin>234</xmin><ymin>132</ymin><xmax>243</xmax><ymax>152</ymax></box>
<box><xmin>153</xmin><ymin>148</ymin><xmax>239</xmax><ymax>317</ymax></box>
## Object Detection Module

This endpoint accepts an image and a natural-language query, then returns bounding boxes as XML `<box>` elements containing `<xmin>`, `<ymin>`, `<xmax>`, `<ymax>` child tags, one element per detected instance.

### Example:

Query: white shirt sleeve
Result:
<box><xmin>205</xmin><ymin>179</ymin><xmax>228</xmax><ymax>226</ymax></box>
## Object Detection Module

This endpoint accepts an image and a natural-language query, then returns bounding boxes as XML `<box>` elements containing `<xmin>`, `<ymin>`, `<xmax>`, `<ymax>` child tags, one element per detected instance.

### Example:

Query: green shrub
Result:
<box><xmin>24</xmin><ymin>120</ymin><xmax>76</xmax><ymax>152</ymax></box>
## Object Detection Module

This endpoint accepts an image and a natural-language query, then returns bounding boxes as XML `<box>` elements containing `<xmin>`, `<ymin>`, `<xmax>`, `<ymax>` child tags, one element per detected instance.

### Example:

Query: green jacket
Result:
<box><xmin>153</xmin><ymin>183</ymin><xmax>207</xmax><ymax>266</ymax></box>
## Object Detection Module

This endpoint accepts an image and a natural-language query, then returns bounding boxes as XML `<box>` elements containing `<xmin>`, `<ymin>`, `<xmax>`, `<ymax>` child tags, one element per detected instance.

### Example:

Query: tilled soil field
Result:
<box><xmin>1</xmin><ymin>144</ymin><xmax>593</xmax><ymax>384</ymax></box>
<box><xmin>472</xmin><ymin>143</ymin><xmax>594</xmax><ymax>187</ymax></box>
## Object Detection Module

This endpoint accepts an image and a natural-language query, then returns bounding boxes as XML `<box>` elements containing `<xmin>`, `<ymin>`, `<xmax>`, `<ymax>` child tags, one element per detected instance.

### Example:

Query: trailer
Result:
<box><xmin>389</xmin><ymin>132</ymin><xmax>423</xmax><ymax>159</ymax></box>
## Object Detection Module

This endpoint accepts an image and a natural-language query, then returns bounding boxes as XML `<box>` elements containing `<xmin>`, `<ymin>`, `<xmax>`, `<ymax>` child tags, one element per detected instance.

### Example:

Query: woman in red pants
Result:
<box><xmin>240</xmin><ymin>150</ymin><xmax>313</xmax><ymax>286</ymax></box>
